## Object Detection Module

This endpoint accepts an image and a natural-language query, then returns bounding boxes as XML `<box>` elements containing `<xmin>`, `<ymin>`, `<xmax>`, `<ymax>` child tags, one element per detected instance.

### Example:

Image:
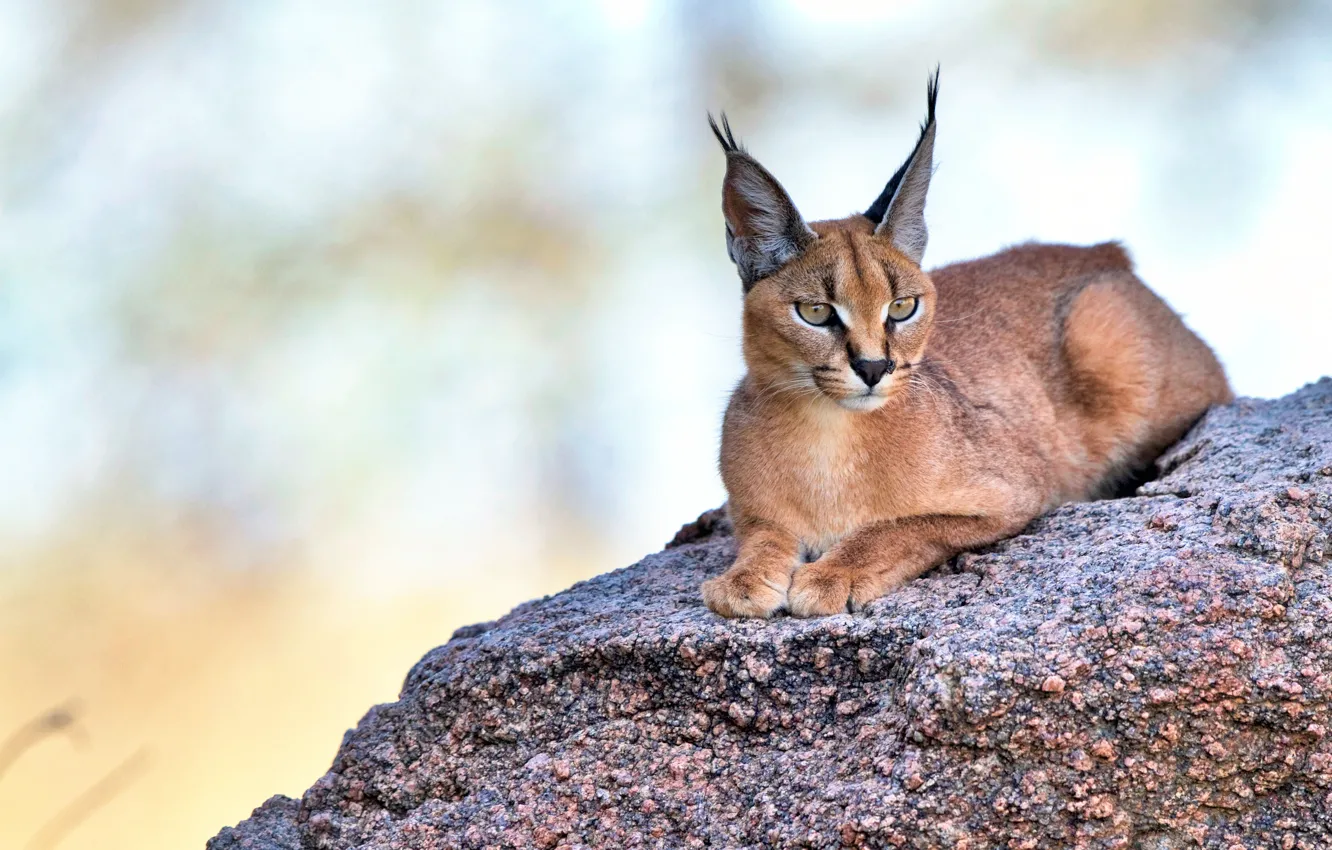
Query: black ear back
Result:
<box><xmin>864</xmin><ymin>68</ymin><xmax>939</xmax><ymax>265</ymax></box>
<box><xmin>709</xmin><ymin>113</ymin><xmax>816</xmax><ymax>291</ymax></box>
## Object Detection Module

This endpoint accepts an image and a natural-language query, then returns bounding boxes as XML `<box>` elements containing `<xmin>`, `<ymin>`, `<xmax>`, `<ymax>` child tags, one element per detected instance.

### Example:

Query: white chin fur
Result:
<box><xmin>836</xmin><ymin>394</ymin><xmax>887</xmax><ymax>412</ymax></box>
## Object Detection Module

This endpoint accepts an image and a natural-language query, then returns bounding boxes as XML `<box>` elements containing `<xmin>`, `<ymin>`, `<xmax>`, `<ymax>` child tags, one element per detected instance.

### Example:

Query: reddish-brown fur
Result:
<box><xmin>701</xmin><ymin>86</ymin><xmax>1231</xmax><ymax>618</ymax></box>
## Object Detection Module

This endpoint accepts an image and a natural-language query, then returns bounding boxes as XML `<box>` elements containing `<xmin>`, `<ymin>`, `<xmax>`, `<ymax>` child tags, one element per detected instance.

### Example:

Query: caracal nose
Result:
<box><xmin>851</xmin><ymin>358</ymin><xmax>894</xmax><ymax>388</ymax></box>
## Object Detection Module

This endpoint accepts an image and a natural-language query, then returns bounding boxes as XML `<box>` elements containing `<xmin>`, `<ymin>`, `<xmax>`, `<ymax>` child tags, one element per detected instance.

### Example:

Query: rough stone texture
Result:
<box><xmin>210</xmin><ymin>380</ymin><xmax>1332</xmax><ymax>850</ymax></box>
<box><xmin>210</xmin><ymin>797</ymin><xmax>303</xmax><ymax>850</ymax></box>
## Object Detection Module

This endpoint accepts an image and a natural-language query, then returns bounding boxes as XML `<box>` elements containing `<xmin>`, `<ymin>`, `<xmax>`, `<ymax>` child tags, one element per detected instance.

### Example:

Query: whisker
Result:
<box><xmin>928</xmin><ymin>307</ymin><xmax>987</xmax><ymax>326</ymax></box>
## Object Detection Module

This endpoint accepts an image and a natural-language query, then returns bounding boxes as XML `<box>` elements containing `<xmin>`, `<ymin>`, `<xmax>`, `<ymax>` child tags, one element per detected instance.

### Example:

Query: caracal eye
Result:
<box><xmin>886</xmin><ymin>296</ymin><xmax>918</xmax><ymax>322</ymax></box>
<box><xmin>796</xmin><ymin>302</ymin><xmax>835</xmax><ymax>326</ymax></box>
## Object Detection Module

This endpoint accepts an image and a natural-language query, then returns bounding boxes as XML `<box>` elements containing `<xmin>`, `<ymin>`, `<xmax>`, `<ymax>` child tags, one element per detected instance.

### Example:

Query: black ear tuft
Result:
<box><xmin>707</xmin><ymin>112</ymin><xmax>745</xmax><ymax>154</ymax></box>
<box><xmin>710</xmin><ymin>113</ymin><xmax>815</xmax><ymax>290</ymax></box>
<box><xmin>864</xmin><ymin>67</ymin><xmax>939</xmax><ymax>225</ymax></box>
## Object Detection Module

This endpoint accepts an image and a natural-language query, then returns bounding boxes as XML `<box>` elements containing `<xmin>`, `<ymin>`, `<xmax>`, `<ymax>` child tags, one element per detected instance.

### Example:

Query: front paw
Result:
<box><xmin>702</xmin><ymin>568</ymin><xmax>788</xmax><ymax>619</ymax></box>
<box><xmin>789</xmin><ymin>561</ymin><xmax>900</xmax><ymax>616</ymax></box>
<box><xmin>787</xmin><ymin>561</ymin><xmax>855</xmax><ymax>617</ymax></box>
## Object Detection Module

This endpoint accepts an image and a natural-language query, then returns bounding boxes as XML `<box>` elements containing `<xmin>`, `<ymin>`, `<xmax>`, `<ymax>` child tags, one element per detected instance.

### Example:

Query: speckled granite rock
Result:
<box><xmin>211</xmin><ymin>380</ymin><xmax>1332</xmax><ymax>850</ymax></box>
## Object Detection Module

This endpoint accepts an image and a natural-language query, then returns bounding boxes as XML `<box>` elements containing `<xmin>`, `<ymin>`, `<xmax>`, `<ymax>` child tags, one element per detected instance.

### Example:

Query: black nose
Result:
<box><xmin>851</xmin><ymin>358</ymin><xmax>894</xmax><ymax>388</ymax></box>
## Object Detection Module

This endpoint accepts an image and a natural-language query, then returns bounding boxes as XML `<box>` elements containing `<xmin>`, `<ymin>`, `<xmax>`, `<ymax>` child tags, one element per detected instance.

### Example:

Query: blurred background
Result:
<box><xmin>1</xmin><ymin>1</ymin><xmax>1329</xmax><ymax>847</ymax></box>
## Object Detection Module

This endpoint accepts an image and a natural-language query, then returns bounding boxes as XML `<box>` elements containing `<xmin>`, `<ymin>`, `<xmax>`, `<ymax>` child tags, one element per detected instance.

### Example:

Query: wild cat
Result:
<box><xmin>701</xmin><ymin>71</ymin><xmax>1231</xmax><ymax>619</ymax></box>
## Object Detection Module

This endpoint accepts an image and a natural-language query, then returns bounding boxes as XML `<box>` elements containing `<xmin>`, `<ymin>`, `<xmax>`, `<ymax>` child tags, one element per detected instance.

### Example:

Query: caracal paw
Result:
<box><xmin>702</xmin><ymin>568</ymin><xmax>788</xmax><ymax>618</ymax></box>
<box><xmin>787</xmin><ymin>562</ymin><xmax>855</xmax><ymax>617</ymax></box>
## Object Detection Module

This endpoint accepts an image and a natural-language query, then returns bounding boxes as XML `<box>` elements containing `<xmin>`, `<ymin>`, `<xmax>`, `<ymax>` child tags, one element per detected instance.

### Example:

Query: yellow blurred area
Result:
<box><xmin>0</xmin><ymin>535</ymin><xmax>595</xmax><ymax>849</ymax></box>
<box><xmin>1</xmin><ymin>1</ymin><xmax>1329</xmax><ymax>848</ymax></box>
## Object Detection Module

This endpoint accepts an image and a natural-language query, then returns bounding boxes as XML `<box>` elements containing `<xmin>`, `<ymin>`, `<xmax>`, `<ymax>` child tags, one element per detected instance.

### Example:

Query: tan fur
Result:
<box><xmin>702</xmin><ymin>222</ymin><xmax>1232</xmax><ymax>618</ymax></box>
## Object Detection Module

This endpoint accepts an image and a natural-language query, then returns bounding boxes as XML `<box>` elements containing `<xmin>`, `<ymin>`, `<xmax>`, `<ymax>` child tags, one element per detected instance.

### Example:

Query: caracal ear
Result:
<box><xmin>865</xmin><ymin>68</ymin><xmax>939</xmax><ymax>266</ymax></box>
<box><xmin>708</xmin><ymin>113</ymin><xmax>816</xmax><ymax>292</ymax></box>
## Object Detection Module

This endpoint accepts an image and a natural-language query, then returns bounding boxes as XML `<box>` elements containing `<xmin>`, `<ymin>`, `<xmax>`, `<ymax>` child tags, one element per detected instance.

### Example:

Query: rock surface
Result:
<box><xmin>211</xmin><ymin>380</ymin><xmax>1332</xmax><ymax>850</ymax></box>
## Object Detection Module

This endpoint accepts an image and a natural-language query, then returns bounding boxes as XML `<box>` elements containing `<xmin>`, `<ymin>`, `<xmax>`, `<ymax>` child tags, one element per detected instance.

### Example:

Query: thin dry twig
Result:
<box><xmin>25</xmin><ymin>747</ymin><xmax>151</xmax><ymax>850</ymax></box>
<box><xmin>0</xmin><ymin>701</ymin><xmax>86</xmax><ymax>783</ymax></box>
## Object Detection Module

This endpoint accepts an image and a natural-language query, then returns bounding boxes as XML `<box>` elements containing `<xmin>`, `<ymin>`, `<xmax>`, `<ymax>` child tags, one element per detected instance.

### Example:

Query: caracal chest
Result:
<box><xmin>774</xmin><ymin>414</ymin><xmax>886</xmax><ymax>550</ymax></box>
